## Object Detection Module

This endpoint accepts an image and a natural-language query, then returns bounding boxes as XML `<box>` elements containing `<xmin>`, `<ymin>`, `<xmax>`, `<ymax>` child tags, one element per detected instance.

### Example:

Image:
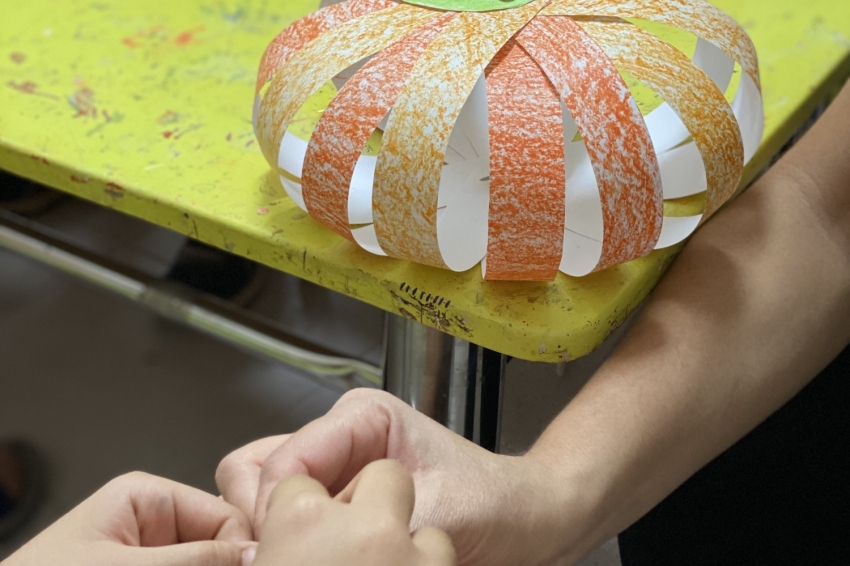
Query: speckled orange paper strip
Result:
<box><xmin>542</xmin><ymin>0</ymin><xmax>760</xmax><ymax>88</ymax></box>
<box><xmin>255</xmin><ymin>0</ymin><xmax>395</xmax><ymax>95</ymax></box>
<box><xmin>580</xmin><ymin>20</ymin><xmax>744</xmax><ymax>220</ymax></box>
<box><xmin>484</xmin><ymin>40</ymin><xmax>565</xmax><ymax>281</ymax></box>
<box><xmin>373</xmin><ymin>0</ymin><xmax>549</xmax><ymax>269</ymax></box>
<box><xmin>256</xmin><ymin>3</ymin><xmax>437</xmax><ymax>168</ymax></box>
<box><xmin>517</xmin><ymin>16</ymin><xmax>663</xmax><ymax>272</ymax></box>
<box><xmin>301</xmin><ymin>13</ymin><xmax>458</xmax><ymax>241</ymax></box>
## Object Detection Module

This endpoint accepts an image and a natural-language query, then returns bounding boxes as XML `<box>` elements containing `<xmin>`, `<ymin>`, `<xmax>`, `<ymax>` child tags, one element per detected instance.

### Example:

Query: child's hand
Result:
<box><xmin>253</xmin><ymin>460</ymin><xmax>455</xmax><ymax>566</ymax></box>
<box><xmin>2</xmin><ymin>472</ymin><xmax>255</xmax><ymax>566</ymax></box>
<box><xmin>218</xmin><ymin>390</ymin><xmax>563</xmax><ymax>566</ymax></box>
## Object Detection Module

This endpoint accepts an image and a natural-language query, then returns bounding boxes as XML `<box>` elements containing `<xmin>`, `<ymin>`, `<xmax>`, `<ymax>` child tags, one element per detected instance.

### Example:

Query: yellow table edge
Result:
<box><xmin>1</xmin><ymin>1</ymin><xmax>849</xmax><ymax>363</ymax></box>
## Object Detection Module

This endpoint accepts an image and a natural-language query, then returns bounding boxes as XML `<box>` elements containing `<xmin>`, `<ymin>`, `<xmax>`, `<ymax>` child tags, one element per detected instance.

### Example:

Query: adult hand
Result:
<box><xmin>217</xmin><ymin>390</ymin><xmax>581</xmax><ymax>566</ymax></box>
<box><xmin>254</xmin><ymin>459</ymin><xmax>455</xmax><ymax>566</ymax></box>
<box><xmin>2</xmin><ymin>472</ymin><xmax>256</xmax><ymax>566</ymax></box>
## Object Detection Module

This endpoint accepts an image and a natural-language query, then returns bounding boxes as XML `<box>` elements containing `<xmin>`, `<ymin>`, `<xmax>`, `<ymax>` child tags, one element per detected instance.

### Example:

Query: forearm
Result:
<box><xmin>528</xmin><ymin>84</ymin><xmax>850</xmax><ymax>562</ymax></box>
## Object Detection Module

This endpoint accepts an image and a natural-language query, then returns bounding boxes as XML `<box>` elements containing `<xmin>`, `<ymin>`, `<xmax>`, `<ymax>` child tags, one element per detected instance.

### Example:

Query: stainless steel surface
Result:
<box><xmin>447</xmin><ymin>337</ymin><xmax>473</xmax><ymax>437</ymax></box>
<box><xmin>0</xmin><ymin>210</ymin><xmax>382</xmax><ymax>390</ymax></box>
<box><xmin>384</xmin><ymin>314</ymin><xmax>455</xmax><ymax>426</ymax></box>
<box><xmin>384</xmin><ymin>315</ymin><xmax>506</xmax><ymax>449</ymax></box>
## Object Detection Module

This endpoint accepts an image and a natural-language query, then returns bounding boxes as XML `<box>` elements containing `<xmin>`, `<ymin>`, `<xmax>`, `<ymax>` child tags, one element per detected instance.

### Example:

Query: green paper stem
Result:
<box><xmin>404</xmin><ymin>0</ymin><xmax>535</xmax><ymax>12</ymax></box>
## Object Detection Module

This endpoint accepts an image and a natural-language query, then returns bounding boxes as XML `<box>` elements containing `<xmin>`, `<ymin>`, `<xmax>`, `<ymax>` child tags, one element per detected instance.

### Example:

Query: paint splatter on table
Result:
<box><xmin>1</xmin><ymin>0</ymin><xmax>848</xmax><ymax>361</ymax></box>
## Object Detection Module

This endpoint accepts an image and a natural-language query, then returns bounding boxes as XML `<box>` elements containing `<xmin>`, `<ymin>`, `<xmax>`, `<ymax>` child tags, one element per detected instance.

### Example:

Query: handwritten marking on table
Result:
<box><xmin>390</xmin><ymin>282</ymin><xmax>470</xmax><ymax>334</ymax></box>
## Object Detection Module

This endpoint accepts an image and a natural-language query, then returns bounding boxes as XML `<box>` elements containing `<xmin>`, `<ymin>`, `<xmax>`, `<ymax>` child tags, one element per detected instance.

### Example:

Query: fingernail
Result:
<box><xmin>242</xmin><ymin>546</ymin><xmax>257</xmax><ymax>566</ymax></box>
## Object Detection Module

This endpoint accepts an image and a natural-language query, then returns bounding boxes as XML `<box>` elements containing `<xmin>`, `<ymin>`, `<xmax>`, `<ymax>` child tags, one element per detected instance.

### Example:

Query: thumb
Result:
<box><xmin>253</xmin><ymin>391</ymin><xmax>394</xmax><ymax>533</ymax></box>
<box><xmin>126</xmin><ymin>541</ymin><xmax>257</xmax><ymax>566</ymax></box>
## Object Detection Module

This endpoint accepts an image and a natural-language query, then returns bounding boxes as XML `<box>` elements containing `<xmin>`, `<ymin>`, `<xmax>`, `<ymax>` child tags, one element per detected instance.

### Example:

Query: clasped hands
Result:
<box><xmin>3</xmin><ymin>390</ymin><xmax>577</xmax><ymax>566</ymax></box>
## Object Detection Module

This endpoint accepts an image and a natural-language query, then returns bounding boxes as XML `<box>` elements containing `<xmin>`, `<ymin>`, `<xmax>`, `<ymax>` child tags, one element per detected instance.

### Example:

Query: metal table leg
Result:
<box><xmin>1</xmin><ymin>206</ymin><xmax>507</xmax><ymax>447</ymax></box>
<box><xmin>0</xmin><ymin>209</ymin><xmax>383</xmax><ymax>391</ymax></box>
<box><xmin>384</xmin><ymin>314</ymin><xmax>507</xmax><ymax>452</ymax></box>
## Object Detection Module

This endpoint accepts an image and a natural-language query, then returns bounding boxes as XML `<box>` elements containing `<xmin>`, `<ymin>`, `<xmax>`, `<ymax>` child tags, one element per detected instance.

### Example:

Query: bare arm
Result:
<box><xmin>217</xmin><ymin>84</ymin><xmax>850</xmax><ymax>566</ymax></box>
<box><xmin>529</xmin><ymin>81</ymin><xmax>850</xmax><ymax>562</ymax></box>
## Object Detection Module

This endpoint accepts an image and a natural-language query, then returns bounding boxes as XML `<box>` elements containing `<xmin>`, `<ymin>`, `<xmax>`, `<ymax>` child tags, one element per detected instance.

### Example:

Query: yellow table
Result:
<box><xmin>1</xmin><ymin>0</ymin><xmax>849</xmax><ymax>364</ymax></box>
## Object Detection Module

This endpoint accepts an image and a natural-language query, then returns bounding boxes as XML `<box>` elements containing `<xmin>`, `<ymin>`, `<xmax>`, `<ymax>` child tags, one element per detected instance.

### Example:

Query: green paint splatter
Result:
<box><xmin>86</xmin><ymin>111</ymin><xmax>125</xmax><ymax>136</ymax></box>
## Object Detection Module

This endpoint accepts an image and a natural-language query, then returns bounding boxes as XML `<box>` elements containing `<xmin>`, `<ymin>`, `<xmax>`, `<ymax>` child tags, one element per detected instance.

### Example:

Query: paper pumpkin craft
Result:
<box><xmin>253</xmin><ymin>0</ymin><xmax>764</xmax><ymax>280</ymax></box>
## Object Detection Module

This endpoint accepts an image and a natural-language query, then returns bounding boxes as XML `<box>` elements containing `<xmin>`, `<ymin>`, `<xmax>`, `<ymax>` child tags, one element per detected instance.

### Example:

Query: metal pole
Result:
<box><xmin>384</xmin><ymin>315</ymin><xmax>454</xmax><ymax>426</ymax></box>
<box><xmin>478</xmin><ymin>348</ymin><xmax>507</xmax><ymax>452</ymax></box>
<box><xmin>384</xmin><ymin>314</ymin><xmax>507</xmax><ymax>451</ymax></box>
<box><xmin>0</xmin><ymin>210</ymin><xmax>382</xmax><ymax>390</ymax></box>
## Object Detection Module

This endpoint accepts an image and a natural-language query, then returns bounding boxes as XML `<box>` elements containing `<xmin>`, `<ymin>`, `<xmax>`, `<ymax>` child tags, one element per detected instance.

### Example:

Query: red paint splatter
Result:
<box><xmin>226</xmin><ymin>132</ymin><xmax>232</xmax><ymax>141</ymax></box>
<box><xmin>104</xmin><ymin>182</ymin><xmax>125</xmax><ymax>199</ymax></box>
<box><xmin>121</xmin><ymin>37</ymin><xmax>139</xmax><ymax>48</ymax></box>
<box><xmin>10</xmin><ymin>52</ymin><xmax>26</xmax><ymax>64</ymax></box>
<box><xmin>257</xmin><ymin>207</ymin><xmax>269</xmax><ymax>215</ymax></box>
<box><xmin>174</xmin><ymin>26</ymin><xmax>205</xmax><ymax>46</ymax></box>
<box><xmin>162</xmin><ymin>131</ymin><xmax>173</xmax><ymax>139</ymax></box>
<box><xmin>10</xmin><ymin>80</ymin><xmax>37</xmax><ymax>94</ymax></box>
<box><xmin>70</xmin><ymin>175</ymin><xmax>89</xmax><ymax>183</ymax></box>
<box><xmin>29</xmin><ymin>155</ymin><xmax>49</xmax><ymax>165</ymax></box>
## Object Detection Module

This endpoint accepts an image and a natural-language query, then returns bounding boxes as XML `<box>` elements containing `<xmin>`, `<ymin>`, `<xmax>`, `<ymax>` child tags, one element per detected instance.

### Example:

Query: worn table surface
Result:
<box><xmin>1</xmin><ymin>0</ymin><xmax>849</xmax><ymax>362</ymax></box>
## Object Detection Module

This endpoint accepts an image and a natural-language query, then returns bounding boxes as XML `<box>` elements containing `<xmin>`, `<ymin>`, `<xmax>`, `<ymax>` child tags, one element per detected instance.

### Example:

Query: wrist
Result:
<box><xmin>461</xmin><ymin>450</ymin><xmax>612</xmax><ymax>566</ymax></box>
<box><xmin>517</xmin><ymin>450</ymin><xmax>614</xmax><ymax>566</ymax></box>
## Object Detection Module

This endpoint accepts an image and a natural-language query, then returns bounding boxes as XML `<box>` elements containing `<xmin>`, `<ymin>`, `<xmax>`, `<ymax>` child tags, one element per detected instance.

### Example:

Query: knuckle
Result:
<box><xmin>337</xmin><ymin>388</ymin><xmax>378</xmax><ymax>405</ymax></box>
<box><xmin>113</xmin><ymin>470</ymin><xmax>151</xmax><ymax>486</ymax></box>
<box><xmin>335</xmin><ymin>389</ymin><xmax>404</xmax><ymax>429</ymax></box>
<box><xmin>284</xmin><ymin>492</ymin><xmax>327</xmax><ymax>522</ymax></box>
<box><xmin>337</xmin><ymin>388</ymin><xmax>396</xmax><ymax>407</ymax></box>
<box><xmin>215</xmin><ymin>452</ymin><xmax>239</xmax><ymax>485</ymax></box>
<box><xmin>100</xmin><ymin>471</ymin><xmax>153</xmax><ymax>497</ymax></box>
<box><xmin>269</xmin><ymin>480</ymin><xmax>325</xmax><ymax>518</ymax></box>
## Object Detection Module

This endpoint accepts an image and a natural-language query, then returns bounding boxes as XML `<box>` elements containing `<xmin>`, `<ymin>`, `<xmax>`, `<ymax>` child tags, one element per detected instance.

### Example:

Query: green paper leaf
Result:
<box><xmin>404</xmin><ymin>0</ymin><xmax>536</xmax><ymax>12</ymax></box>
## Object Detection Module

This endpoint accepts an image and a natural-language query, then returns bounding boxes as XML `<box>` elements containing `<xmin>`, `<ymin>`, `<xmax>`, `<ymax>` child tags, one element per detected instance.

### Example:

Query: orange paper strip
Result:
<box><xmin>517</xmin><ymin>16</ymin><xmax>663</xmax><ymax>272</ymax></box>
<box><xmin>541</xmin><ymin>0</ymin><xmax>760</xmax><ymax>89</ymax></box>
<box><xmin>255</xmin><ymin>0</ymin><xmax>395</xmax><ymax>95</ymax></box>
<box><xmin>579</xmin><ymin>19</ymin><xmax>744</xmax><ymax>220</ymax></box>
<box><xmin>256</xmin><ymin>3</ymin><xmax>438</xmax><ymax>168</ymax></box>
<box><xmin>484</xmin><ymin>40</ymin><xmax>565</xmax><ymax>281</ymax></box>
<box><xmin>302</xmin><ymin>13</ymin><xmax>458</xmax><ymax>241</ymax></box>
<box><xmin>373</xmin><ymin>0</ymin><xmax>549</xmax><ymax>269</ymax></box>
